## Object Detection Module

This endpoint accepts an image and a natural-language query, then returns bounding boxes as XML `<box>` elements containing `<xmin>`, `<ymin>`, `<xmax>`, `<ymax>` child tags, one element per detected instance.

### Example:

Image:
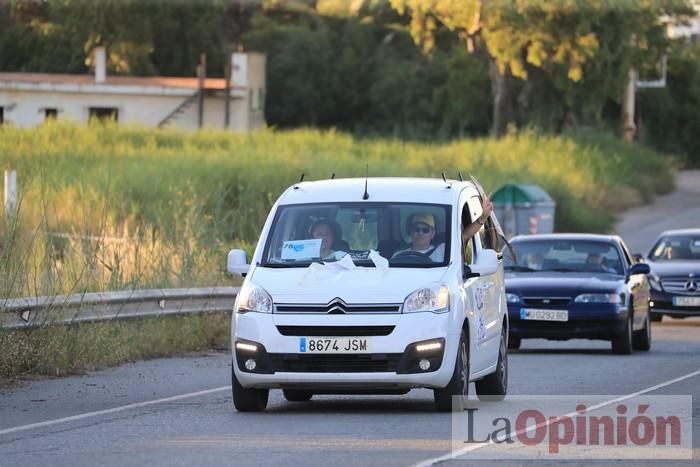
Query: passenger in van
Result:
<box><xmin>392</xmin><ymin>212</ymin><xmax>445</xmax><ymax>262</ymax></box>
<box><xmin>462</xmin><ymin>192</ymin><xmax>494</xmax><ymax>264</ymax></box>
<box><xmin>310</xmin><ymin>219</ymin><xmax>347</xmax><ymax>261</ymax></box>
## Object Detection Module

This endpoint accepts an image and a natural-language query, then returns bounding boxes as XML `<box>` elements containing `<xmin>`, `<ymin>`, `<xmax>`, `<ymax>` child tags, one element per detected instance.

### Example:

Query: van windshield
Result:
<box><xmin>260</xmin><ymin>202</ymin><xmax>451</xmax><ymax>268</ymax></box>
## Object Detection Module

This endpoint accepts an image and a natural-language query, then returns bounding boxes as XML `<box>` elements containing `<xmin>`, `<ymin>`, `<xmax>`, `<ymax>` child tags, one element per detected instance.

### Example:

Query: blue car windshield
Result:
<box><xmin>505</xmin><ymin>240</ymin><xmax>624</xmax><ymax>274</ymax></box>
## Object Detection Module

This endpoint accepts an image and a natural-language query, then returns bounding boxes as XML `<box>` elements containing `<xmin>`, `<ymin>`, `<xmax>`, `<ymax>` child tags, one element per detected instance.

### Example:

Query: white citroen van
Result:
<box><xmin>227</xmin><ymin>177</ymin><xmax>509</xmax><ymax>411</ymax></box>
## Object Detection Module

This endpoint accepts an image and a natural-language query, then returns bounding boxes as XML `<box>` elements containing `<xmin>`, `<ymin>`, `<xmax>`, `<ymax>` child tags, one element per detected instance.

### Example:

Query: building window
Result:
<box><xmin>89</xmin><ymin>107</ymin><xmax>119</xmax><ymax>122</ymax></box>
<box><xmin>45</xmin><ymin>108</ymin><xmax>58</xmax><ymax>121</ymax></box>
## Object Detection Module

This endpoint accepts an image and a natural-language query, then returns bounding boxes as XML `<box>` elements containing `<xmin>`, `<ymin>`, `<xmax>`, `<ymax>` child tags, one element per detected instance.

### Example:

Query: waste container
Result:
<box><xmin>492</xmin><ymin>184</ymin><xmax>555</xmax><ymax>239</ymax></box>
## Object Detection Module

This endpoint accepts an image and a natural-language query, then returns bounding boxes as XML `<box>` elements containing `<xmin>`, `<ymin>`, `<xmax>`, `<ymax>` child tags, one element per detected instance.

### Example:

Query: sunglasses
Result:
<box><xmin>411</xmin><ymin>226</ymin><xmax>432</xmax><ymax>234</ymax></box>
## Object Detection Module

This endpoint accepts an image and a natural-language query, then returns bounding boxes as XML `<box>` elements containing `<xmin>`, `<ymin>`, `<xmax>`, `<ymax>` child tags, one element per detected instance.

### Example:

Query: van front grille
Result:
<box><xmin>276</xmin><ymin>325</ymin><xmax>395</xmax><ymax>336</ymax></box>
<box><xmin>268</xmin><ymin>353</ymin><xmax>402</xmax><ymax>373</ymax></box>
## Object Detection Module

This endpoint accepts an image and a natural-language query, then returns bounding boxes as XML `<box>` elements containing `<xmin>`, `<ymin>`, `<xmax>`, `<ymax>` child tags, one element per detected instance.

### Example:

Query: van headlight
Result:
<box><xmin>574</xmin><ymin>293</ymin><xmax>623</xmax><ymax>304</ymax></box>
<box><xmin>236</xmin><ymin>281</ymin><xmax>273</xmax><ymax>313</ymax></box>
<box><xmin>403</xmin><ymin>284</ymin><xmax>450</xmax><ymax>313</ymax></box>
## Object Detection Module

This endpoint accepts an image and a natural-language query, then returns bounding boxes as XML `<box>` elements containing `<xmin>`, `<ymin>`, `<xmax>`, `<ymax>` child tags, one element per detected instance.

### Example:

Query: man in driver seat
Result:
<box><xmin>392</xmin><ymin>212</ymin><xmax>445</xmax><ymax>262</ymax></box>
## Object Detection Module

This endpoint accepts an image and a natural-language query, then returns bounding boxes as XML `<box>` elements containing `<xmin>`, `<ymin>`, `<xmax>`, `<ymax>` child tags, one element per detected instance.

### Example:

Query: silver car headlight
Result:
<box><xmin>648</xmin><ymin>276</ymin><xmax>663</xmax><ymax>292</ymax></box>
<box><xmin>506</xmin><ymin>293</ymin><xmax>520</xmax><ymax>304</ymax></box>
<box><xmin>236</xmin><ymin>281</ymin><xmax>273</xmax><ymax>313</ymax></box>
<box><xmin>404</xmin><ymin>284</ymin><xmax>450</xmax><ymax>313</ymax></box>
<box><xmin>574</xmin><ymin>293</ymin><xmax>623</xmax><ymax>304</ymax></box>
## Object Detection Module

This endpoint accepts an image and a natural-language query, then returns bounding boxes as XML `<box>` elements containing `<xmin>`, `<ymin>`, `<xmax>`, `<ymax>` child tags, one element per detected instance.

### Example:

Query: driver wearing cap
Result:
<box><xmin>392</xmin><ymin>212</ymin><xmax>446</xmax><ymax>262</ymax></box>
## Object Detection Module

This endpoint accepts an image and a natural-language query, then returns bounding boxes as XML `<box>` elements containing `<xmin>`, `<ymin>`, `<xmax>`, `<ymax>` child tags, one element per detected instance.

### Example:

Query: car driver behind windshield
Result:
<box><xmin>392</xmin><ymin>212</ymin><xmax>445</xmax><ymax>262</ymax></box>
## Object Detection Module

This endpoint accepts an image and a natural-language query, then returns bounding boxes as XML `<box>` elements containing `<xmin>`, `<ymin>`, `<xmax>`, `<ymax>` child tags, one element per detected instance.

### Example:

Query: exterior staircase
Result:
<box><xmin>157</xmin><ymin>92</ymin><xmax>198</xmax><ymax>128</ymax></box>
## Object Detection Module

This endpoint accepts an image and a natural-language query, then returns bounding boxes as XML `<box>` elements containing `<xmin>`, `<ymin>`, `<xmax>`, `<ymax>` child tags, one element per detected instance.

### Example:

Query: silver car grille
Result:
<box><xmin>661</xmin><ymin>277</ymin><xmax>700</xmax><ymax>295</ymax></box>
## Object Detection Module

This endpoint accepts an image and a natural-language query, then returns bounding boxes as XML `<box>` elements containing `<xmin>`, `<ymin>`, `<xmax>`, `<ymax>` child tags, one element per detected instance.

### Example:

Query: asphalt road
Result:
<box><xmin>1</xmin><ymin>172</ymin><xmax>699</xmax><ymax>466</ymax></box>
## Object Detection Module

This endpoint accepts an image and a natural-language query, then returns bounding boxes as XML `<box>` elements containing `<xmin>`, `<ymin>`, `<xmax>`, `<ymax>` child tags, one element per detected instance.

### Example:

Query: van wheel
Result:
<box><xmin>611</xmin><ymin>311</ymin><xmax>633</xmax><ymax>355</ymax></box>
<box><xmin>434</xmin><ymin>330</ymin><xmax>469</xmax><ymax>412</ymax></box>
<box><xmin>632</xmin><ymin>309</ymin><xmax>652</xmax><ymax>351</ymax></box>
<box><xmin>650</xmin><ymin>313</ymin><xmax>662</xmax><ymax>322</ymax></box>
<box><xmin>507</xmin><ymin>336</ymin><xmax>521</xmax><ymax>350</ymax></box>
<box><xmin>283</xmin><ymin>390</ymin><xmax>313</xmax><ymax>402</ymax></box>
<box><xmin>475</xmin><ymin>326</ymin><xmax>508</xmax><ymax>401</ymax></box>
<box><xmin>231</xmin><ymin>365</ymin><xmax>268</xmax><ymax>412</ymax></box>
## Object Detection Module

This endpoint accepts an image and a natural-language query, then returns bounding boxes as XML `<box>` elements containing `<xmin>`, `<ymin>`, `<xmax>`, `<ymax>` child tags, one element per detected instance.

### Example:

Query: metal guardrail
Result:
<box><xmin>0</xmin><ymin>287</ymin><xmax>239</xmax><ymax>330</ymax></box>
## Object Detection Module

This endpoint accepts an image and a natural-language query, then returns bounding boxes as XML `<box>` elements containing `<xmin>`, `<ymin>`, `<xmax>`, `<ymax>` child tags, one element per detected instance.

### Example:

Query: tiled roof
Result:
<box><xmin>0</xmin><ymin>72</ymin><xmax>229</xmax><ymax>90</ymax></box>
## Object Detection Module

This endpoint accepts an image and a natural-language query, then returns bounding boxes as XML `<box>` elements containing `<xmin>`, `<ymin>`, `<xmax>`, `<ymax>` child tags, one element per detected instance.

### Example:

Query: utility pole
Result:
<box><xmin>224</xmin><ymin>62</ymin><xmax>231</xmax><ymax>129</ymax></box>
<box><xmin>197</xmin><ymin>53</ymin><xmax>206</xmax><ymax>129</ymax></box>
<box><xmin>622</xmin><ymin>68</ymin><xmax>637</xmax><ymax>143</ymax></box>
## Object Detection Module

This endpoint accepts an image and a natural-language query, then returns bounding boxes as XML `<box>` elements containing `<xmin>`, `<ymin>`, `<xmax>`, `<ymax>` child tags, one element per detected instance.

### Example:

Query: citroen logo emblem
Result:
<box><xmin>542</xmin><ymin>299</ymin><xmax>551</xmax><ymax>304</ymax></box>
<box><xmin>686</xmin><ymin>280</ymin><xmax>698</xmax><ymax>292</ymax></box>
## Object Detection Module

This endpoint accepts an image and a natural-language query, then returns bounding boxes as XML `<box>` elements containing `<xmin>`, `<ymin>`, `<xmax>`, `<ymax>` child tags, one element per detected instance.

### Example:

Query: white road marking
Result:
<box><xmin>0</xmin><ymin>386</ymin><xmax>230</xmax><ymax>437</ymax></box>
<box><xmin>414</xmin><ymin>368</ymin><xmax>700</xmax><ymax>467</ymax></box>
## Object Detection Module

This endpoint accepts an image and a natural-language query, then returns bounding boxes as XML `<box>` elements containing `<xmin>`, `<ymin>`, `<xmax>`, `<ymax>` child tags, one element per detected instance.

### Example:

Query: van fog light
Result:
<box><xmin>245</xmin><ymin>359</ymin><xmax>257</xmax><ymax>371</ymax></box>
<box><xmin>650</xmin><ymin>301</ymin><xmax>655</xmax><ymax>308</ymax></box>
<box><xmin>419</xmin><ymin>359</ymin><xmax>431</xmax><ymax>371</ymax></box>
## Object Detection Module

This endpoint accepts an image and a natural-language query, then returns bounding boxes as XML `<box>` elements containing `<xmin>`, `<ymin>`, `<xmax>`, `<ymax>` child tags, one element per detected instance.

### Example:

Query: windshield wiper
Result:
<box><xmin>259</xmin><ymin>262</ymin><xmax>310</xmax><ymax>268</ymax></box>
<box><xmin>504</xmin><ymin>265</ymin><xmax>536</xmax><ymax>272</ymax></box>
<box><xmin>543</xmin><ymin>267</ymin><xmax>580</xmax><ymax>272</ymax></box>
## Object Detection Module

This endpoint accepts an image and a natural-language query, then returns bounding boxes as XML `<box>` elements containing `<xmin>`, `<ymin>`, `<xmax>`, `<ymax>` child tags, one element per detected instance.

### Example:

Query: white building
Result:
<box><xmin>0</xmin><ymin>48</ymin><xmax>266</xmax><ymax>132</ymax></box>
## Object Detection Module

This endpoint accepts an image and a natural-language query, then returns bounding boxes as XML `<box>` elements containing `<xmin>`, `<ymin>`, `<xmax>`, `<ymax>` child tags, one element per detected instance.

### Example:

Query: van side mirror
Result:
<box><xmin>465</xmin><ymin>249</ymin><xmax>499</xmax><ymax>278</ymax></box>
<box><xmin>227</xmin><ymin>249</ymin><xmax>250</xmax><ymax>277</ymax></box>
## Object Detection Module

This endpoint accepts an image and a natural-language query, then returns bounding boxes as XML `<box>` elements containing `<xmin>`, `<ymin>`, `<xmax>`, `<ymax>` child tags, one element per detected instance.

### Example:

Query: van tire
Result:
<box><xmin>283</xmin><ymin>390</ymin><xmax>313</xmax><ymax>402</ymax></box>
<box><xmin>434</xmin><ymin>330</ymin><xmax>469</xmax><ymax>412</ymax></box>
<box><xmin>232</xmin><ymin>365</ymin><xmax>269</xmax><ymax>412</ymax></box>
<box><xmin>475</xmin><ymin>326</ymin><xmax>508</xmax><ymax>401</ymax></box>
<box><xmin>632</xmin><ymin>309</ymin><xmax>652</xmax><ymax>351</ymax></box>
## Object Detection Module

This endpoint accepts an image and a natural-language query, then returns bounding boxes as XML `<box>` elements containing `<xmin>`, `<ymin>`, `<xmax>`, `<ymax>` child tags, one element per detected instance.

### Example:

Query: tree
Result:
<box><xmin>390</xmin><ymin>0</ymin><xmax>694</xmax><ymax>137</ymax></box>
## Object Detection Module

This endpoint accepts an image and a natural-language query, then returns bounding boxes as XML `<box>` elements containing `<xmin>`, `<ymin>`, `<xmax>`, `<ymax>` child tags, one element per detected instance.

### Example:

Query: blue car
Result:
<box><xmin>504</xmin><ymin>234</ymin><xmax>651</xmax><ymax>354</ymax></box>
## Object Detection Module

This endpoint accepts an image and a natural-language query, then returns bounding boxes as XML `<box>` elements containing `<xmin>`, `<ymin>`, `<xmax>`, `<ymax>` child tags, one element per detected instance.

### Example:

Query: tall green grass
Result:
<box><xmin>0</xmin><ymin>122</ymin><xmax>674</xmax><ymax>298</ymax></box>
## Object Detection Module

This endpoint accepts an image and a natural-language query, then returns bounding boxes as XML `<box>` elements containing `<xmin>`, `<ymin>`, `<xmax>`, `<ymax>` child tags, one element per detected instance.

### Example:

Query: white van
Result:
<box><xmin>227</xmin><ymin>177</ymin><xmax>509</xmax><ymax>411</ymax></box>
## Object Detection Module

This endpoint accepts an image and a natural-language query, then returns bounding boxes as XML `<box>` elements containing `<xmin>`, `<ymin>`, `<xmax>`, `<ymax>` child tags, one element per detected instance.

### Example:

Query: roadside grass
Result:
<box><xmin>0</xmin><ymin>312</ymin><xmax>230</xmax><ymax>382</ymax></box>
<box><xmin>0</xmin><ymin>122</ymin><xmax>675</xmax><ymax>378</ymax></box>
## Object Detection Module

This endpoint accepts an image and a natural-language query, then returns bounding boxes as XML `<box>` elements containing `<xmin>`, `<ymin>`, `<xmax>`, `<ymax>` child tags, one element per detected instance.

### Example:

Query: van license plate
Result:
<box><xmin>299</xmin><ymin>337</ymin><xmax>371</xmax><ymax>353</ymax></box>
<box><xmin>673</xmin><ymin>296</ymin><xmax>700</xmax><ymax>306</ymax></box>
<box><xmin>520</xmin><ymin>308</ymin><xmax>568</xmax><ymax>322</ymax></box>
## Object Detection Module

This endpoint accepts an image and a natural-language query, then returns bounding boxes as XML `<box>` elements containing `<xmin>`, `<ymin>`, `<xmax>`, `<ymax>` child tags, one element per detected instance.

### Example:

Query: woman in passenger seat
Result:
<box><xmin>310</xmin><ymin>220</ymin><xmax>347</xmax><ymax>261</ymax></box>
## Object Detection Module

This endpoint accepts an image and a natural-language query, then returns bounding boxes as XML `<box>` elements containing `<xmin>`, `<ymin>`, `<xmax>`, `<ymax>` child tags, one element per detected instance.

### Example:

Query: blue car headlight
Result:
<box><xmin>505</xmin><ymin>293</ymin><xmax>520</xmax><ymax>304</ymax></box>
<box><xmin>574</xmin><ymin>293</ymin><xmax>623</xmax><ymax>304</ymax></box>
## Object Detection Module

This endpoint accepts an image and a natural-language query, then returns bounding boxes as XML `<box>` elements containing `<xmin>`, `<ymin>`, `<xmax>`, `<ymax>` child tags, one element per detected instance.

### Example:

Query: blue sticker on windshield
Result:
<box><xmin>299</xmin><ymin>337</ymin><xmax>306</xmax><ymax>353</ymax></box>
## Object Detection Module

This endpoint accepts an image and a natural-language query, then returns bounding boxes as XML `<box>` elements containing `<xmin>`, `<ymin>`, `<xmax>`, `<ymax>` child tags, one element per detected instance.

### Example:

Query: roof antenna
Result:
<box><xmin>331</xmin><ymin>173</ymin><xmax>336</xmax><ymax>179</ymax></box>
<box><xmin>458</xmin><ymin>172</ymin><xmax>464</xmax><ymax>181</ymax></box>
<box><xmin>441</xmin><ymin>172</ymin><xmax>447</xmax><ymax>183</ymax></box>
<box><xmin>299</xmin><ymin>173</ymin><xmax>305</xmax><ymax>183</ymax></box>
<box><xmin>362</xmin><ymin>165</ymin><xmax>370</xmax><ymax>200</ymax></box>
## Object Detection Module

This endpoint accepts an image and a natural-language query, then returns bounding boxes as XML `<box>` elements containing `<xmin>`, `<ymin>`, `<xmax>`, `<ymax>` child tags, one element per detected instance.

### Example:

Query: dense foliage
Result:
<box><xmin>0</xmin><ymin>1</ymin><xmax>698</xmax><ymax>163</ymax></box>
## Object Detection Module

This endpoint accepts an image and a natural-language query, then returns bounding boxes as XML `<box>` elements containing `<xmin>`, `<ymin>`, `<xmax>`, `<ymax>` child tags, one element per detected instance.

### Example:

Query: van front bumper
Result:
<box><xmin>232</xmin><ymin>311</ymin><xmax>459</xmax><ymax>390</ymax></box>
